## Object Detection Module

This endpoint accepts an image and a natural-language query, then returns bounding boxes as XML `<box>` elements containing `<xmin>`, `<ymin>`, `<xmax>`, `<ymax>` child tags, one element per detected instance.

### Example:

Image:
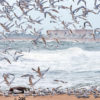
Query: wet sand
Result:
<box><xmin>0</xmin><ymin>94</ymin><xmax>100</xmax><ymax>100</ymax></box>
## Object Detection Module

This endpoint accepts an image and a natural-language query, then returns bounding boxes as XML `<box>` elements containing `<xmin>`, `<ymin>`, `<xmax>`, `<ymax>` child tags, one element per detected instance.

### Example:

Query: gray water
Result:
<box><xmin>1</xmin><ymin>40</ymin><xmax>100</xmax><ymax>51</ymax></box>
<box><xmin>0</xmin><ymin>40</ymin><xmax>100</xmax><ymax>91</ymax></box>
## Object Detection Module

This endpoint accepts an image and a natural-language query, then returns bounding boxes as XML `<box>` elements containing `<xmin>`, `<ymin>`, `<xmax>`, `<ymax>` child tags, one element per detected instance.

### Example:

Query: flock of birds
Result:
<box><xmin>1</xmin><ymin>0</ymin><xmax>100</xmax><ymax>99</ymax></box>
<box><xmin>1</xmin><ymin>49</ymin><xmax>100</xmax><ymax>100</ymax></box>
<box><xmin>0</xmin><ymin>0</ymin><xmax>100</xmax><ymax>43</ymax></box>
<box><xmin>1</xmin><ymin>80</ymin><xmax>100</xmax><ymax>99</ymax></box>
<box><xmin>0</xmin><ymin>66</ymin><xmax>50</xmax><ymax>94</ymax></box>
<box><xmin>0</xmin><ymin>49</ymin><xmax>24</xmax><ymax>64</ymax></box>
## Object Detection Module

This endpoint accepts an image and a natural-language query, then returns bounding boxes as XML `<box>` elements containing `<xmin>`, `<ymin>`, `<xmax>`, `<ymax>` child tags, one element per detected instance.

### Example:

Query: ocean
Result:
<box><xmin>0</xmin><ymin>40</ymin><xmax>100</xmax><ymax>91</ymax></box>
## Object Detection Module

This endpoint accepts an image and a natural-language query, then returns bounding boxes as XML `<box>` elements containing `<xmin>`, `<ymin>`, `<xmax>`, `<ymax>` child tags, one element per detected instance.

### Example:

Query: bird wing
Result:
<box><xmin>9</xmin><ymin>74</ymin><xmax>15</xmax><ymax>84</ymax></box>
<box><xmin>54</xmin><ymin>38</ymin><xmax>59</xmax><ymax>44</ymax></box>
<box><xmin>15</xmin><ymin>55</ymin><xmax>23</xmax><ymax>61</ymax></box>
<box><xmin>41</xmin><ymin>37</ymin><xmax>46</xmax><ymax>45</ymax></box>
<box><xmin>21</xmin><ymin>74</ymin><xmax>30</xmax><ymax>77</ymax></box>
<box><xmin>37</xmin><ymin>67</ymin><xmax>42</xmax><ymax>77</ymax></box>
<box><xmin>54</xmin><ymin>80</ymin><xmax>59</xmax><ymax>82</ymax></box>
<box><xmin>33</xmin><ymin>78</ymin><xmax>41</xmax><ymax>86</ymax></box>
<box><xmin>51</xmin><ymin>9</ymin><xmax>59</xmax><ymax>13</ymax></box>
<box><xmin>77</xmin><ymin>0</ymin><xmax>86</xmax><ymax>6</ymax></box>
<box><xmin>41</xmin><ymin>67</ymin><xmax>50</xmax><ymax>77</ymax></box>
<box><xmin>32</xmin><ymin>68</ymin><xmax>37</xmax><ymax>72</ymax></box>
<box><xmin>84</xmin><ymin>21</ymin><xmax>92</xmax><ymax>28</ymax></box>
<box><xmin>3</xmin><ymin>74</ymin><xmax>10</xmax><ymax>86</ymax></box>
<box><xmin>4</xmin><ymin>57</ymin><xmax>11</xmax><ymax>64</ymax></box>
<box><xmin>29</xmin><ymin>77</ymin><xmax>33</xmax><ymax>86</ymax></box>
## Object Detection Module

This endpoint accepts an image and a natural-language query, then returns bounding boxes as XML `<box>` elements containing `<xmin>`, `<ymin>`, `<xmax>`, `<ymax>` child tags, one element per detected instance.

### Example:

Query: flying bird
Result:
<box><xmin>13</xmin><ymin>54</ymin><xmax>24</xmax><ymax>61</ymax></box>
<box><xmin>0</xmin><ymin>57</ymin><xmax>11</xmax><ymax>64</ymax></box>
<box><xmin>54</xmin><ymin>38</ymin><xmax>60</xmax><ymax>44</ymax></box>
<box><xmin>41</xmin><ymin>37</ymin><xmax>46</xmax><ymax>46</ymax></box>
<box><xmin>21</xmin><ymin>74</ymin><xmax>34</xmax><ymax>86</ymax></box>
<box><xmin>83</xmin><ymin>21</ymin><xmax>92</xmax><ymax>29</ymax></box>
<box><xmin>0</xmin><ymin>23</ymin><xmax>10</xmax><ymax>32</ymax></box>
<box><xmin>32</xmin><ymin>67</ymin><xmax>42</xmax><ymax>78</ymax></box>
<box><xmin>77</xmin><ymin>0</ymin><xmax>86</xmax><ymax>6</ymax></box>
<box><xmin>32</xmin><ymin>67</ymin><xmax>49</xmax><ymax>78</ymax></box>
<box><xmin>94</xmin><ymin>0</ymin><xmax>100</xmax><ymax>9</ymax></box>
<box><xmin>3</xmin><ymin>73</ymin><xmax>15</xmax><ymax>86</ymax></box>
<box><xmin>70</xmin><ymin>5</ymin><xmax>78</xmax><ymax>23</ymax></box>
<box><xmin>58</xmin><ymin>5</ymin><xmax>70</xmax><ymax>9</ymax></box>
<box><xmin>44</xmin><ymin>11</ymin><xmax>57</xmax><ymax>20</ymax></box>
<box><xmin>54</xmin><ymin>79</ymin><xmax>68</xmax><ymax>83</ymax></box>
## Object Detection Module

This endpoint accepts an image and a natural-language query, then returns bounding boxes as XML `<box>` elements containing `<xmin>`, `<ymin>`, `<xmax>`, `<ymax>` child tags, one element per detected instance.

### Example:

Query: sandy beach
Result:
<box><xmin>0</xmin><ymin>94</ymin><xmax>100</xmax><ymax>100</ymax></box>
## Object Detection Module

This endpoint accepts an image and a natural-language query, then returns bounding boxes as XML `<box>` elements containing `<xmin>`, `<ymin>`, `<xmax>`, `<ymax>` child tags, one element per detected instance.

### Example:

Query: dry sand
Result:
<box><xmin>0</xmin><ymin>94</ymin><xmax>99</xmax><ymax>100</ymax></box>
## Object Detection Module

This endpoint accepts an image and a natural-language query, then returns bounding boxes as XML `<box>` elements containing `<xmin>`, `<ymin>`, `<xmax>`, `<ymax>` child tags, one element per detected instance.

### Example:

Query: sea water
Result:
<box><xmin>0</xmin><ymin>41</ymin><xmax>100</xmax><ymax>91</ymax></box>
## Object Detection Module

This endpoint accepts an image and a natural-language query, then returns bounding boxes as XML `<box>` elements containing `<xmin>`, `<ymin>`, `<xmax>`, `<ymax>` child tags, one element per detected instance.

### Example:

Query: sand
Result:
<box><xmin>0</xmin><ymin>94</ymin><xmax>100</xmax><ymax>100</ymax></box>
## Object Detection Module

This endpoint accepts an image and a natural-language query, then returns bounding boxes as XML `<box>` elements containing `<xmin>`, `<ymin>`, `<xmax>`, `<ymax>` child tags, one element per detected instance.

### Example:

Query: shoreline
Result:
<box><xmin>0</xmin><ymin>94</ymin><xmax>100</xmax><ymax>100</ymax></box>
<box><xmin>0</xmin><ymin>86</ymin><xmax>100</xmax><ymax>100</ymax></box>
<box><xmin>0</xmin><ymin>38</ymin><xmax>100</xmax><ymax>42</ymax></box>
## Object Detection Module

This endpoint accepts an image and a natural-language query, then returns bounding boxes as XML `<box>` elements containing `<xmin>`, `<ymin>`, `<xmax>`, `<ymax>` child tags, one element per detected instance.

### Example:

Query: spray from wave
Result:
<box><xmin>0</xmin><ymin>47</ymin><xmax>100</xmax><ymax>90</ymax></box>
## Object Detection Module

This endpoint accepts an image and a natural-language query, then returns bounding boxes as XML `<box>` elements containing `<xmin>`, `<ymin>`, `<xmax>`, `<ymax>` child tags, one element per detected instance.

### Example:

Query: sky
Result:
<box><xmin>0</xmin><ymin>0</ymin><xmax>100</xmax><ymax>35</ymax></box>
